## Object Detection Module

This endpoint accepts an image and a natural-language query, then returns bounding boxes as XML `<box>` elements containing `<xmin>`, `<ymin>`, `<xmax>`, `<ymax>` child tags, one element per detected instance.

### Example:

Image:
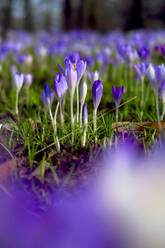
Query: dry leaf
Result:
<box><xmin>0</xmin><ymin>159</ymin><xmax>17</xmax><ymax>182</ymax></box>
<box><xmin>112</xmin><ymin>121</ymin><xmax>165</xmax><ymax>133</ymax></box>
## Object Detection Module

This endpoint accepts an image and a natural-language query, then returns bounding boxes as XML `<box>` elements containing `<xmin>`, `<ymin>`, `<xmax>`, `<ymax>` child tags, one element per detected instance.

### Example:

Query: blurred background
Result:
<box><xmin>0</xmin><ymin>0</ymin><xmax>165</xmax><ymax>36</ymax></box>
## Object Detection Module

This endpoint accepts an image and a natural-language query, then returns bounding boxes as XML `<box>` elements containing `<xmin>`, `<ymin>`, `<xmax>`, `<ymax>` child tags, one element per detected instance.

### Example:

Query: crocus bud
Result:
<box><xmin>155</xmin><ymin>64</ymin><xmax>165</xmax><ymax>86</ymax></box>
<box><xmin>147</xmin><ymin>63</ymin><xmax>156</xmax><ymax>86</ymax></box>
<box><xmin>80</xmin><ymin>81</ymin><xmax>87</xmax><ymax>106</ymax></box>
<box><xmin>92</xmin><ymin>80</ymin><xmax>103</xmax><ymax>109</ymax></box>
<box><xmin>76</xmin><ymin>59</ymin><xmax>87</xmax><ymax>83</ymax></box>
<box><xmin>112</xmin><ymin>86</ymin><xmax>124</xmax><ymax>106</ymax></box>
<box><xmin>54</xmin><ymin>72</ymin><xmax>68</xmax><ymax>102</ymax></box>
<box><xmin>134</xmin><ymin>63</ymin><xmax>148</xmax><ymax>79</ymax></box>
<box><xmin>83</xmin><ymin>104</ymin><xmax>88</xmax><ymax>126</ymax></box>
<box><xmin>42</xmin><ymin>83</ymin><xmax>54</xmax><ymax>108</ymax></box>
<box><xmin>88</xmin><ymin>71</ymin><xmax>99</xmax><ymax>84</ymax></box>
<box><xmin>13</xmin><ymin>73</ymin><xmax>24</xmax><ymax>92</ymax></box>
<box><xmin>65</xmin><ymin>63</ymin><xmax>77</xmax><ymax>97</ymax></box>
<box><xmin>137</xmin><ymin>47</ymin><xmax>150</xmax><ymax>61</ymax></box>
<box><xmin>24</xmin><ymin>73</ymin><xmax>33</xmax><ymax>88</ymax></box>
<box><xmin>147</xmin><ymin>63</ymin><xmax>165</xmax><ymax>90</ymax></box>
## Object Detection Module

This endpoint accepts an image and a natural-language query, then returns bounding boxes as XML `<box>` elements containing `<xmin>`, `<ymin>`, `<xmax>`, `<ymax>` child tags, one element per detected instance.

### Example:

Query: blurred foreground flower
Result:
<box><xmin>100</xmin><ymin>143</ymin><xmax>165</xmax><ymax>248</ymax></box>
<box><xmin>137</xmin><ymin>47</ymin><xmax>150</xmax><ymax>61</ymax></box>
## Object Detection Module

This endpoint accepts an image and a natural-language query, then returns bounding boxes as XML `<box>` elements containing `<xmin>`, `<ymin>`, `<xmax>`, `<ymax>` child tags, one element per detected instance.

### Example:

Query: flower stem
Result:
<box><xmin>115</xmin><ymin>105</ymin><xmax>119</xmax><ymax>148</ymax></box>
<box><xmin>141</xmin><ymin>77</ymin><xmax>144</xmax><ymax>109</ymax></box>
<box><xmin>70</xmin><ymin>94</ymin><xmax>74</xmax><ymax>143</ymax></box>
<box><xmin>161</xmin><ymin>102</ymin><xmax>165</xmax><ymax>120</ymax></box>
<box><xmin>82</xmin><ymin>125</ymin><xmax>87</xmax><ymax>147</ymax></box>
<box><xmin>50</xmin><ymin>107</ymin><xmax>60</xmax><ymax>152</ymax></box>
<box><xmin>26</xmin><ymin>87</ymin><xmax>29</xmax><ymax>106</ymax></box>
<box><xmin>93</xmin><ymin>108</ymin><xmax>97</xmax><ymax>142</ymax></box>
<box><xmin>80</xmin><ymin>103</ymin><xmax>83</xmax><ymax>128</ymax></box>
<box><xmin>15</xmin><ymin>90</ymin><xmax>19</xmax><ymax>115</ymax></box>
<box><xmin>54</xmin><ymin>101</ymin><xmax>60</xmax><ymax>133</ymax></box>
<box><xmin>49</xmin><ymin>107</ymin><xmax>55</xmax><ymax>132</ymax></box>
<box><xmin>76</xmin><ymin>83</ymin><xmax>79</xmax><ymax>123</ymax></box>
<box><xmin>60</xmin><ymin>102</ymin><xmax>64</xmax><ymax>129</ymax></box>
<box><xmin>116</xmin><ymin>105</ymin><xmax>119</xmax><ymax>128</ymax></box>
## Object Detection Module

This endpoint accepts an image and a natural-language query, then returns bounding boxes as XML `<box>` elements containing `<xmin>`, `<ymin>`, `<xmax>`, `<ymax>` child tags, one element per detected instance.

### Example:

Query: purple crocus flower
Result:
<box><xmin>24</xmin><ymin>73</ymin><xmax>33</xmax><ymax>88</ymax></box>
<box><xmin>54</xmin><ymin>72</ymin><xmax>68</xmax><ymax>102</ymax></box>
<box><xmin>117</xmin><ymin>44</ymin><xmax>136</xmax><ymax>65</ymax></box>
<box><xmin>65</xmin><ymin>62</ymin><xmax>77</xmax><ymax>97</ymax></box>
<box><xmin>134</xmin><ymin>63</ymin><xmax>148</xmax><ymax>79</ymax></box>
<box><xmin>147</xmin><ymin>63</ymin><xmax>165</xmax><ymax>90</ymax></box>
<box><xmin>13</xmin><ymin>72</ymin><xmax>24</xmax><ymax>92</ymax></box>
<box><xmin>42</xmin><ymin>83</ymin><xmax>54</xmax><ymax>108</ymax></box>
<box><xmin>65</xmin><ymin>52</ymin><xmax>80</xmax><ymax>65</ymax></box>
<box><xmin>155</xmin><ymin>64</ymin><xmax>165</xmax><ymax>84</ymax></box>
<box><xmin>80</xmin><ymin>81</ymin><xmax>87</xmax><ymax>106</ymax></box>
<box><xmin>112</xmin><ymin>86</ymin><xmax>124</xmax><ymax>106</ymax></box>
<box><xmin>76</xmin><ymin>59</ymin><xmax>87</xmax><ymax>83</ymax></box>
<box><xmin>92</xmin><ymin>80</ymin><xmax>103</xmax><ymax>109</ymax></box>
<box><xmin>83</xmin><ymin>104</ymin><xmax>88</xmax><ymax>126</ymax></box>
<box><xmin>88</xmin><ymin>71</ymin><xmax>99</xmax><ymax>84</ymax></box>
<box><xmin>84</xmin><ymin>56</ymin><xmax>94</xmax><ymax>69</ymax></box>
<box><xmin>137</xmin><ymin>47</ymin><xmax>150</xmax><ymax>61</ymax></box>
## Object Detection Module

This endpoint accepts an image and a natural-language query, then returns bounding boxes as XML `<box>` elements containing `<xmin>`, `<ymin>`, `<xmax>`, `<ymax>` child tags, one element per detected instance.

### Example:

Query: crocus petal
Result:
<box><xmin>92</xmin><ymin>80</ymin><xmax>103</xmax><ymax>109</ymax></box>
<box><xmin>83</xmin><ymin>104</ymin><xmax>88</xmax><ymax>126</ymax></box>
<box><xmin>76</xmin><ymin>59</ymin><xmax>87</xmax><ymax>83</ymax></box>
<box><xmin>65</xmin><ymin>63</ymin><xmax>77</xmax><ymax>96</ymax></box>
<box><xmin>57</xmin><ymin>64</ymin><xmax>65</xmax><ymax>75</ymax></box>
<box><xmin>54</xmin><ymin>72</ymin><xmax>68</xmax><ymax>102</ymax></box>
<box><xmin>14</xmin><ymin>73</ymin><xmax>24</xmax><ymax>92</ymax></box>
<box><xmin>80</xmin><ymin>81</ymin><xmax>87</xmax><ymax>105</ymax></box>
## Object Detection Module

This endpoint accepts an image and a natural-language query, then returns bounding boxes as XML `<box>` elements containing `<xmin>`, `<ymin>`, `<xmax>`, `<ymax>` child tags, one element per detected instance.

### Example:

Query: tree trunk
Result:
<box><xmin>2</xmin><ymin>0</ymin><xmax>13</xmax><ymax>39</ymax></box>
<box><xmin>125</xmin><ymin>0</ymin><xmax>143</xmax><ymax>30</ymax></box>
<box><xmin>77</xmin><ymin>0</ymin><xmax>84</xmax><ymax>29</ymax></box>
<box><xmin>24</xmin><ymin>0</ymin><xmax>34</xmax><ymax>31</ymax></box>
<box><xmin>63</xmin><ymin>0</ymin><xmax>72</xmax><ymax>30</ymax></box>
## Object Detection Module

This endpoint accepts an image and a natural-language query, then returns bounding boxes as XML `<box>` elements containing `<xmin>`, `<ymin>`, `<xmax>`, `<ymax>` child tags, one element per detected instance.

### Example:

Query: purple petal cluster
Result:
<box><xmin>88</xmin><ymin>71</ymin><xmax>99</xmax><ymax>84</ymax></box>
<box><xmin>54</xmin><ymin>72</ymin><xmax>68</xmax><ymax>102</ymax></box>
<box><xmin>42</xmin><ymin>83</ymin><xmax>54</xmax><ymax>108</ymax></box>
<box><xmin>112</xmin><ymin>86</ymin><xmax>124</xmax><ymax>105</ymax></box>
<box><xmin>134</xmin><ymin>63</ymin><xmax>148</xmax><ymax>79</ymax></box>
<box><xmin>13</xmin><ymin>72</ymin><xmax>24</xmax><ymax>91</ymax></box>
<box><xmin>147</xmin><ymin>63</ymin><xmax>165</xmax><ymax>89</ymax></box>
<box><xmin>24</xmin><ymin>73</ymin><xmax>33</xmax><ymax>88</ymax></box>
<box><xmin>137</xmin><ymin>47</ymin><xmax>150</xmax><ymax>61</ymax></box>
<box><xmin>92</xmin><ymin>80</ymin><xmax>103</xmax><ymax>109</ymax></box>
<box><xmin>65</xmin><ymin>62</ymin><xmax>77</xmax><ymax>96</ymax></box>
<box><xmin>76</xmin><ymin>59</ymin><xmax>87</xmax><ymax>82</ymax></box>
<box><xmin>117</xmin><ymin>44</ymin><xmax>136</xmax><ymax>64</ymax></box>
<box><xmin>83</xmin><ymin>104</ymin><xmax>88</xmax><ymax>125</ymax></box>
